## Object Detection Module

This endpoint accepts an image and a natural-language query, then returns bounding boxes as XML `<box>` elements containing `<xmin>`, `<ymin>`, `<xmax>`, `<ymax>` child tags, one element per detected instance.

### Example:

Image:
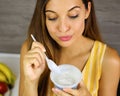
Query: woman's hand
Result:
<box><xmin>52</xmin><ymin>80</ymin><xmax>91</xmax><ymax>96</ymax></box>
<box><xmin>23</xmin><ymin>41</ymin><xmax>46</xmax><ymax>83</ymax></box>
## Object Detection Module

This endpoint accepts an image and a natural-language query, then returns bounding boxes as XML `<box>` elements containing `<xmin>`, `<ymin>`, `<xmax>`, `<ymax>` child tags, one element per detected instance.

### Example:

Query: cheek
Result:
<box><xmin>46</xmin><ymin>21</ymin><xmax>54</xmax><ymax>33</ymax></box>
<box><xmin>46</xmin><ymin>20</ymin><xmax>56</xmax><ymax>32</ymax></box>
<box><xmin>74</xmin><ymin>20</ymin><xmax>85</xmax><ymax>34</ymax></box>
<box><xmin>46</xmin><ymin>22</ymin><xmax>57</xmax><ymax>38</ymax></box>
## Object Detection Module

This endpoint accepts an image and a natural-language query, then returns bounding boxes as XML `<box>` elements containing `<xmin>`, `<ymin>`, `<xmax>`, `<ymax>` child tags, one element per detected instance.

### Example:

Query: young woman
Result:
<box><xmin>19</xmin><ymin>0</ymin><xmax>120</xmax><ymax>96</ymax></box>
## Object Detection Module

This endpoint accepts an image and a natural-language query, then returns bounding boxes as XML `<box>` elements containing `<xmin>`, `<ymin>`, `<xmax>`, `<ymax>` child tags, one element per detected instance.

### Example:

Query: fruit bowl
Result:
<box><xmin>0</xmin><ymin>53</ymin><xmax>20</xmax><ymax>96</ymax></box>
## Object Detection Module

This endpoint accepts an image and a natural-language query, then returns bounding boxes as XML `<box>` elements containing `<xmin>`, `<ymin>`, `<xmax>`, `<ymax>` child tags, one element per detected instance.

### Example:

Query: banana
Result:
<box><xmin>0</xmin><ymin>94</ymin><xmax>3</xmax><ymax>96</ymax></box>
<box><xmin>0</xmin><ymin>62</ymin><xmax>16</xmax><ymax>87</ymax></box>
<box><xmin>0</xmin><ymin>71</ymin><xmax>8</xmax><ymax>84</ymax></box>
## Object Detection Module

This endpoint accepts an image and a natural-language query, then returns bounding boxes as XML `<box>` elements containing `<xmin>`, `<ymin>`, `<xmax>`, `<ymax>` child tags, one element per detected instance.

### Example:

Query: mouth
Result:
<box><xmin>58</xmin><ymin>35</ymin><xmax>72</xmax><ymax>41</ymax></box>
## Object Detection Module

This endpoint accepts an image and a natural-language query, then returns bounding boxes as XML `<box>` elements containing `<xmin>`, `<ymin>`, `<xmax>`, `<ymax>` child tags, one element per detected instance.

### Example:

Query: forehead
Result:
<box><xmin>45</xmin><ymin>0</ymin><xmax>84</xmax><ymax>11</ymax></box>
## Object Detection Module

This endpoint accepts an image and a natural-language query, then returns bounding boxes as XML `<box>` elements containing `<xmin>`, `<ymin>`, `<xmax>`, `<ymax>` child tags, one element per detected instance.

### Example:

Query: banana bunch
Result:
<box><xmin>0</xmin><ymin>62</ymin><xmax>16</xmax><ymax>88</ymax></box>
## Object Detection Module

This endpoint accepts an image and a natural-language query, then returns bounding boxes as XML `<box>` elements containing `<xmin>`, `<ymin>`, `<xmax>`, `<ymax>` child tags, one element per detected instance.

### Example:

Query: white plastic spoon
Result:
<box><xmin>31</xmin><ymin>34</ymin><xmax>60</xmax><ymax>73</ymax></box>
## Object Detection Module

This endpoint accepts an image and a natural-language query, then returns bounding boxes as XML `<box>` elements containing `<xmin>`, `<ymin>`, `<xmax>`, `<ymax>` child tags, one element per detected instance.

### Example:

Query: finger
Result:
<box><xmin>31</xmin><ymin>42</ymin><xmax>46</xmax><ymax>63</ymax></box>
<box><xmin>24</xmin><ymin>53</ymin><xmax>41</xmax><ymax>68</ymax></box>
<box><xmin>63</xmin><ymin>88</ymin><xmax>79</xmax><ymax>96</ymax></box>
<box><xmin>31</xmin><ymin>41</ymin><xmax>46</xmax><ymax>52</ymax></box>
<box><xmin>63</xmin><ymin>80</ymin><xmax>84</xmax><ymax>95</ymax></box>
<box><xmin>29</xmin><ymin>47</ymin><xmax>46</xmax><ymax>64</ymax></box>
<box><xmin>52</xmin><ymin>88</ymin><xmax>72</xmax><ymax>96</ymax></box>
<box><xmin>23</xmin><ymin>56</ymin><xmax>44</xmax><ymax>80</ymax></box>
<box><xmin>24</xmin><ymin>49</ymin><xmax>46</xmax><ymax>68</ymax></box>
<box><xmin>24</xmin><ymin>54</ymin><xmax>46</xmax><ymax>76</ymax></box>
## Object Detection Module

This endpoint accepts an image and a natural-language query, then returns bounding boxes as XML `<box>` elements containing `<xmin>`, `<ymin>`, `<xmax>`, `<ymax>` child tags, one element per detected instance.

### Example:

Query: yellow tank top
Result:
<box><xmin>47</xmin><ymin>41</ymin><xmax>106</xmax><ymax>96</ymax></box>
<box><xmin>82</xmin><ymin>41</ymin><xmax>106</xmax><ymax>96</ymax></box>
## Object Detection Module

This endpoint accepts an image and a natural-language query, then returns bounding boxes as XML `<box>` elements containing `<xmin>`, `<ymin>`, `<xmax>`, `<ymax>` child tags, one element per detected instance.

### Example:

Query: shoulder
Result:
<box><xmin>21</xmin><ymin>39</ymin><xmax>29</xmax><ymax>52</ymax></box>
<box><xmin>102</xmin><ymin>45</ymin><xmax>120</xmax><ymax>78</ymax></box>
<box><xmin>99</xmin><ymin>45</ymin><xmax>120</xmax><ymax>96</ymax></box>
<box><xmin>103</xmin><ymin>46</ymin><xmax>120</xmax><ymax>69</ymax></box>
<box><xmin>94</xmin><ymin>41</ymin><xmax>119</xmax><ymax>67</ymax></box>
<box><xmin>20</xmin><ymin>39</ymin><xmax>29</xmax><ymax>59</ymax></box>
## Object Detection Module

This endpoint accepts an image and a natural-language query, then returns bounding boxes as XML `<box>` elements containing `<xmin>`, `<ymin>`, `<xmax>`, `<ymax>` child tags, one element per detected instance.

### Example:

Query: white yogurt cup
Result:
<box><xmin>50</xmin><ymin>64</ymin><xmax>82</xmax><ymax>89</ymax></box>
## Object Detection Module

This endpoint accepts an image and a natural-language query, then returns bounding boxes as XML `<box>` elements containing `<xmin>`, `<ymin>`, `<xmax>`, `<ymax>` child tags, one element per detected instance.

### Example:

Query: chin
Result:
<box><xmin>58</xmin><ymin>42</ymin><xmax>72</xmax><ymax>48</ymax></box>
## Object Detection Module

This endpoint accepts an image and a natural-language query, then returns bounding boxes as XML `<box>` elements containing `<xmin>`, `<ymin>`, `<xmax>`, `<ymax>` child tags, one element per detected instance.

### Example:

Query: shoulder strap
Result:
<box><xmin>82</xmin><ymin>41</ymin><xmax>106</xmax><ymax>96</ymax></box>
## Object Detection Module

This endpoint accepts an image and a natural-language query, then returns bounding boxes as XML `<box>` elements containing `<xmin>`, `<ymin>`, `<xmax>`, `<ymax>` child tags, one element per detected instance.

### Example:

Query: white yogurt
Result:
<box><xmin>50</xmin><ymin>64</ymin><xmax>82</xmax><ymax>89</ymax></box>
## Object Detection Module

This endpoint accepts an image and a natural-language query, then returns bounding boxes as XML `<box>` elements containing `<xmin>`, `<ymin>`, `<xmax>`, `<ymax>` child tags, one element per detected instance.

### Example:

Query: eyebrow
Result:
<box><xmin>45</xmin><ymin>6</ymin><xmax>81</xmax><ymax>13</ymax></box>
<box><xmin>45</xmin><ymin>10</ymin><xmax>56</xmax><ymax>13</ymax></box>
<box><xmin>68</xmin><ymin>6</ymin><xmax>81</xmax><ymax>12</ymax></box>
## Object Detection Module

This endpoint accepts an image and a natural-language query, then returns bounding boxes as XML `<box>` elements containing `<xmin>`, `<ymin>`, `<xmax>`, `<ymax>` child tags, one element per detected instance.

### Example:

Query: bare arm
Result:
<box><xmin>19</xmin><ymin>40</ymin><xmax>38</xmax><ymax>96</ymax></box>
<box><xmin>19</xmin><ymin>40</ymin><xmax>46</xmax><ymax>96</ymax></box>
<box><xmin>99</xmin><ymin>47</ymin><xmax>120</xmax><ymax>96</ymax></box>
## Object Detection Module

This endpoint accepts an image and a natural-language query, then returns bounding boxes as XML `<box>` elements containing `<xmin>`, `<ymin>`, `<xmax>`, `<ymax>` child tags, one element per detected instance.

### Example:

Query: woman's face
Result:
<box><xmin>45</xmin><ymin>0</ymin><xmax>91</xmax><ymax>47</ymax></box>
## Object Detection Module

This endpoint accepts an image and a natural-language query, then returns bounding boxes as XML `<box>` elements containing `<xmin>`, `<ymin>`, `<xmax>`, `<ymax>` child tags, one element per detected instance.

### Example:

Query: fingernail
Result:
<box><xmin>63</xmin><ymin>88</ymin><xmax>69</xmax><ymax>91</ymax></box>
<box><xmin>52</xmin><ymin>88</ymin><xmax>59</xmax><ymax>92</ymax></box>
<box><xmin>43</xmin><ymin>49</ymin><xmax>46</xmax><ymax>52</ymax></box>
<box><xmin>52</xmin><ymin>88</ymin><xmax>57</xmax><ymax>94</ymax></box>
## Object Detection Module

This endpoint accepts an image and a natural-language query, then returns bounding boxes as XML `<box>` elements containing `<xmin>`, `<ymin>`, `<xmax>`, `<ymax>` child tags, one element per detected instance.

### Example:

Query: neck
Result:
<box><xmin>62</xmin><ymin>37</ymin><xmax>93</xmax><ymax>56</ymax></box>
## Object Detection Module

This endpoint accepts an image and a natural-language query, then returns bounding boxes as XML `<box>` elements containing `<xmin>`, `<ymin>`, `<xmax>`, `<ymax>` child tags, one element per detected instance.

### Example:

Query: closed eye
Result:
<box><xmin>69</xmin><ymin>14</ymin><xmax>79</xmax><ymax>19</ymax></box>
<box><xmin>48</xmin><ymin>17</ymin><xmax>57</xmax><ymax>21</ymax></box>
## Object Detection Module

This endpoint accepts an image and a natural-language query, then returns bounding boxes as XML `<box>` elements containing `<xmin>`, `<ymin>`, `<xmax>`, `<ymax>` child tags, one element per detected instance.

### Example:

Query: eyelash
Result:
<box><xmin>47</xmin><ymin>14</ymin><xmax>79</xmax><ymax>21</ymax></box>
<box><xmin>69</xmin><ymin>14</ymin><xmax>79</xmax><ymax>19</ymax></box>
<box><xmin>48</xmin><ymin>17</ymin><xmax>57</xmax><ymax>21</ymax></box>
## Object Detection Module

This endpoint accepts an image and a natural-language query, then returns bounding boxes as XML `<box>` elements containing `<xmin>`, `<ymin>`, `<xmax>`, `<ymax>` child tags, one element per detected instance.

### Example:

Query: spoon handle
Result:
<box><xmin>31</xmin><ymin>34</ymin><xmax>36</xmax><ymax>41</ymax></box>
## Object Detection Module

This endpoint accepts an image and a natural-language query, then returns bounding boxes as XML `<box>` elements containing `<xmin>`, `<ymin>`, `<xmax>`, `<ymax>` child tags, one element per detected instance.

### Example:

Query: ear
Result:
<box><xmin>85</xmin><ymin>2</ymin><xmax>91</xmax><ymax>19</ymax></box>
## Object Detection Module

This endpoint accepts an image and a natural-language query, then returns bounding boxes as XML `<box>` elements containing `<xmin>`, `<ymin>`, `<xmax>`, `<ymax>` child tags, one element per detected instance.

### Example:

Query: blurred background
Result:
<box><xmin>0</xmin><ymin>0</ymin><xmax>120</xmax><ymax>54</ymax></box>
<box><xmin>0</xmin><ymin>0</ymin><xmax>119</xmax><ymax>95</ymax></box>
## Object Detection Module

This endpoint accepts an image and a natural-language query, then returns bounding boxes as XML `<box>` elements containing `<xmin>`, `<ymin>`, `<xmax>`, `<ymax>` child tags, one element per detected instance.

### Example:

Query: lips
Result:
<box><xmin>59</xmin><ymin>36</ymin><xmax>72</xmax><ymax>41</ymax></box>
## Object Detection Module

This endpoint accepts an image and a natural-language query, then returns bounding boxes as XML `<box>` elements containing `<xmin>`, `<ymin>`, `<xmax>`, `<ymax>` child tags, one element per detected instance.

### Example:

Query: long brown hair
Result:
<box><xmin>26</xmin><ymin>0</ymin><xmax>102</xmax><ymax>95</ymax></box>
<box><xmin>82</xmin><ymin>0</ymin><xmax>102</xmax><ymax>40</ymax></box>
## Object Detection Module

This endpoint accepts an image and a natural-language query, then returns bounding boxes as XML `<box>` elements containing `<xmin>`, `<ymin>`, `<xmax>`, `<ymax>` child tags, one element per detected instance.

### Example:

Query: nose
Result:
<box><xmin>58</xmin><ymin>18</ymin><xmax>70</xmax><ymax>32</ymax></box>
